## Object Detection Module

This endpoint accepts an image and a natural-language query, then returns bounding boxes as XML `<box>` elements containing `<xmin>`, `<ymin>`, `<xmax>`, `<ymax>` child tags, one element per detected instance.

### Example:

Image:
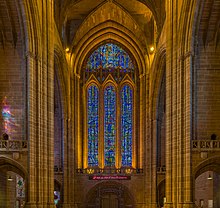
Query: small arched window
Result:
<box><xmin>85</xmin><ymin>43</ymin><xmax>136</xmax><ymax>168</ymax></box>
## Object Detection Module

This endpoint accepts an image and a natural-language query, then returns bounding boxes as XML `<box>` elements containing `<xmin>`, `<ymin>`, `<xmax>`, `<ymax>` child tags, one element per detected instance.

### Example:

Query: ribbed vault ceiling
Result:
<box><xmin>55</xmin><ymin>0</ymin><xmax>165</xmax><ymax>47</ymax></box>
<box><xmin>60</xmin><ymin>0</ymin><xmax>165</xmax><ymax>26</ymax></box>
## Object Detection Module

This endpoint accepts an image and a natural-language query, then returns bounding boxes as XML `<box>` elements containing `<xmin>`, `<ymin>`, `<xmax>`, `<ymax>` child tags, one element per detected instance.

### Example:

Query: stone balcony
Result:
<box><xmin>192</xmin><ymin>140</ymin><xmax>220</xmax><ymax>151</ymax></box>
<box><xmin>76</xmin><ymin>167</ymin><xmax>144</xmax><ymax>175</ymax></box>
<box><xmin>0</xmin><ymin>140</ymin><xmax>28</xmax><ymax>152</ymax></box>
<box><xmin>191</xmin><ymin>140</ymin><xmax>220</xmax><ymax>175</ymax></box>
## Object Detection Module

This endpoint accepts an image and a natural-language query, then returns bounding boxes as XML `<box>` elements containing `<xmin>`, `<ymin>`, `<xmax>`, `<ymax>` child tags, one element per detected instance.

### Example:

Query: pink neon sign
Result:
<box><xmin>89</xmin><ymin>175</ymin><xmax>131</xmax><ymax>180</ymax></box>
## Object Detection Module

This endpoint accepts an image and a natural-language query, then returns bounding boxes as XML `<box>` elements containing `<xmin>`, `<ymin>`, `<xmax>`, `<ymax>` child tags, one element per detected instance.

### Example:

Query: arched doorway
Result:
<box><xmin>101</xmin><ymin>192</ymin><xmax>119</xmax><ymax>208</ymax></box>
<box><xmin>85</xmin><ymin>181</ymin><xmax>134</xmax><ymax>208</ymax></box>
<box><xmin>194</xmin><ymin>158</ymin><xmax>220</xmax><ymax>208</ymax></box>
<box><xmin>195</xmin><ymin>170</ymin><xmax>220</xmax><ymax>208</ymax></box>
<box><xmin>0</xmin><ymin>157</ymin><xmax>27</xmax><ymax>208</ymax></box>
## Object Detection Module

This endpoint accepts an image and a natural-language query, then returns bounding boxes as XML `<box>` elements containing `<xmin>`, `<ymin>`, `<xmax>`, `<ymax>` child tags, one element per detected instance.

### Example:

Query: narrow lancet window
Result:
<box><xmin>104</xmin><ymin>85</ymin><xmax>116</xmax><ymax>166</ymax></box>
<box><xmin>121</xmin><ymin>85</ymin><xmax>133</xmax><ymax>167</ymax></box>
<box><xmin>87</xmin><ymin>85</ymin><xmax>99</xmax><ymax>166</ymax></box>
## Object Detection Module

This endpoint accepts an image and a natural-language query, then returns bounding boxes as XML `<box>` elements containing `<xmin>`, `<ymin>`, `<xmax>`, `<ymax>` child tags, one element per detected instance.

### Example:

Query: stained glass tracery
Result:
<box><xmin>104</xmin><ymin>85</ymin><xmax>116</xmax><ymax>166</ymax></box>
<box><xmin>121</xmin><ymin>85</ymin><xmax>133</xmax><ymax>167</ymax></box>
<box><xmin>86</xmin><ymin>43</ymin><xmax>134</xmax><ymax>71</ymax></box>
<box><xmin>86</xmin><ymin>43</ymin><xmax>134</xmax><ymax>168</ymax></box>
<box><xmin>84</xmin><ymin>43</ymin><xmax>135</xmax><ymax>82</ymax></box>
<box><xmin>87</xmin><ymin>85</ymin><xmax>99</xmax><ymax>166</ymax></box>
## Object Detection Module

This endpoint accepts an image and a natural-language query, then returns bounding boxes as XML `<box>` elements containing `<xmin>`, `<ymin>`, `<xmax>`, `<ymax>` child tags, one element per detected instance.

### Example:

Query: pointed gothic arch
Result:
<box><xmin>81</xmin><ymin>42</ymin><xmax>137</xmax><ymax>169</ymax></box>
<box><xmin>70</xmin><ymin>1</ymin><xmax>148</xmax><ymax>77</ymax></box>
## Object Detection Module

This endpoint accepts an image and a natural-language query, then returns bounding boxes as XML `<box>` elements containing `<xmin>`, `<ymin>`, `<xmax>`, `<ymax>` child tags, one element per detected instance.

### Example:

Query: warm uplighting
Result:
<box><xmin>8</xmin><ymin>176</ymin><xmax>13</xmax><ymax>181</ymax></box>
<box><xmin>125</xmin><ymin>168</ymin><xmax>132</xmax><ymax>174</ymax></box>
<box><xmin>65</xmin><ymin>47</ymin><xmax>70</xmax><ymax>53</ymax></box>
<box><xmin>87</xmin><ymin>168</ymin><xmax>94</xmax><ymax>174</ymax></box>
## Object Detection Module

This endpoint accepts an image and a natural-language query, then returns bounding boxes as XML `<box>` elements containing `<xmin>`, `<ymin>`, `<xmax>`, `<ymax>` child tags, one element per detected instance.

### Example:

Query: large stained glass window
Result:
<box><xmin>121</xmin><ymin>85</ymin><xmax>133</xmax><ymax>166</ymax></box>
<box><xmin>87</xmin><ymin>85</ymin><xmax>99</xmax><ymax>166</ymax></box>
<box><xmin>86</xmin><ymin>43</ymin><xmax>135</xmax><ymax>168</ymax></box>
<box><xmin>104</xmin><ymin>85</ymin><xmax>116</xmax><ymax>166</ymax></box>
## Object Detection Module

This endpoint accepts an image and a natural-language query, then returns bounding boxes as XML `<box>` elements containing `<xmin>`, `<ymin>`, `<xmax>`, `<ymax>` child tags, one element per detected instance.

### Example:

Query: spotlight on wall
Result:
<box><xmin>207</xmin><ymin>172</ymin><xmax>212</xmax><ymax>180</ymax></box>
<box><xmin>8</xmin><ymin>176</ymin><xmax>13</xmax><ymax>181</ymax></box>
<box><xmin>149</xmin><ymin>46</ymin><xmax>155</xmax><ymax>53</ymax></box>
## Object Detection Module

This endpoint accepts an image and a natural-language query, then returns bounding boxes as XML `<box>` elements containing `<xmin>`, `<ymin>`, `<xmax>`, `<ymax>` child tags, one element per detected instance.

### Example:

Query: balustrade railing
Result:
<box><xmin>0</xmin><ymin>140</ymin><xmax>28</xmax><ymax>151</ymax></box>
<box><xmin>76</xmin><ymin>167</ymin><xmax>143</xmax><ymax>175</ymax></box>
<box><xmin>192</xmin><ymin>140</ymin><xmax>220</xmax><ymax>151</ymax></box>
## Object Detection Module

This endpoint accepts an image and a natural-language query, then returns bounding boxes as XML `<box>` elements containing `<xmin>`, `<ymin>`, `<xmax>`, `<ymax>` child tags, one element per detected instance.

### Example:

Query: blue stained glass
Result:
<box><xmin>104</xmin><ymin>85</ymin><xmax>116</xmax><ymax>166</ymax></box>
<box><xmin>86</xmin><ymin>43</ymin><xmax>134</xmax><ymax>72</ymax></box>
<box><xmin>87</xmin><ymin>85</ymin><xmax>99</xmax><ymax>166</ymax></box>
<box><xmin>121</xmin><ymin>85</ymin><xmax>133</xmax><ymax>167</ymax></box>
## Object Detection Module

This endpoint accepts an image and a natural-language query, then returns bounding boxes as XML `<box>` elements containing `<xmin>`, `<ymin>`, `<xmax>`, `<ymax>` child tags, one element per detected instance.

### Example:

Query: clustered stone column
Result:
<box><xmin>24</xmin><ymin>0</ymin><xmax>55</xmax><ymax>207</ymax></box>
<box><xmin>164</xmin><ymin>0</ymin><xmax>195</xmax><ymax>208</ymax></box>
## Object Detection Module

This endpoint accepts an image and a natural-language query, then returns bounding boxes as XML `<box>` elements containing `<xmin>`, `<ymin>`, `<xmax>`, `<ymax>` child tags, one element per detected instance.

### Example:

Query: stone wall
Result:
<box><xmin>196</xmin><ymin>44</ymin><xmax>220</xmax><ymax>139</ymax></box>
<box><xmin>0</xmin><ymin>0</ymin><xmax>25</xmax><ymax>141</ymax></box>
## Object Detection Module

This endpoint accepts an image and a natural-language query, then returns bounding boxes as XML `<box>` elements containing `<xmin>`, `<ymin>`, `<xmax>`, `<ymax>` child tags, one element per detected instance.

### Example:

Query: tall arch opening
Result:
<box><xmin>82</xmin><ymin>42</ymin><xmax>137</xmax><ymax>170</ymax></box>
<box><xmin>0</xmin><ymin>157</ymin><xmax>27</xmax><ymax>207</ymax></box>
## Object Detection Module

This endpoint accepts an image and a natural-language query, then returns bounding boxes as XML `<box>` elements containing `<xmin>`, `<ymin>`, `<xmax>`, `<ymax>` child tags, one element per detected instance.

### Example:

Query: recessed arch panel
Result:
<box><xmin>0</xmin><ymin>156</ymin><xmax>27</xmax><ymax>179</ymax></box>
<box><xmin>83</xmin><ymin>42</ymin><xmax>136</xmax><ymax>83</ymax></box>
<box><xmin>72</xmin><ymin>22</ymin><xmax>147</xmax><ymax>77</ymax></box>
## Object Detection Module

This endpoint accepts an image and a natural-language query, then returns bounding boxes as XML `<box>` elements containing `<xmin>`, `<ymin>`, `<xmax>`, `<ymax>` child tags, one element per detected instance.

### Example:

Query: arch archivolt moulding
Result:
<box><xmin>85</xmin><ymin>181</ymin><xmax>135</xmax><ymax>205</ymax></box>
<box><xmin>21</xmin><ymin>0</ymin><xmax>43</xmax><ymax>56</ymax></box>
<box><xmin>149</xmin><ymin>45</ymin><xmax>166</xmax><ymax>120</ymax></box>
<box><xmin>0</xmin><ymin>156</ymin><xmax>28</xmax><ymax>179</ymax></box>
<box><xmin>54</xmin><ymin>46</ymin><xmax>69</xmax><ymax>116</ymax></box>
<box><xmin>178</xmin><ymin>0</ymin><xmax>198</xmax><ymax>56</ymax></box>
<box><xmin>70</xmin><ymin>1</ymin><xmax>149</xmax><ymax>77</ymax></box>
<box><xmin>71</xmin><ymin>24</ymin><xmax>147</xmax><ymax>77</ymax></box>
<box><xmin>193</xmin><ymin>156</ymin><xmax>220</xmax><ymax>179</ymax></box>
<box><xmin>72</xmin><ymin>1</ymin><xmax>147</xmax><ymax>49</ymax></box>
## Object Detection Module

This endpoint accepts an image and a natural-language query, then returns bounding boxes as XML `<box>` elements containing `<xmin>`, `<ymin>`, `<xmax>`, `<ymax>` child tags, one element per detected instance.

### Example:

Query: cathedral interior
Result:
<box><xmin>0</xmin><ymin>0</ymin><xmax>220</xmax><ymax>207</ymax></box>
